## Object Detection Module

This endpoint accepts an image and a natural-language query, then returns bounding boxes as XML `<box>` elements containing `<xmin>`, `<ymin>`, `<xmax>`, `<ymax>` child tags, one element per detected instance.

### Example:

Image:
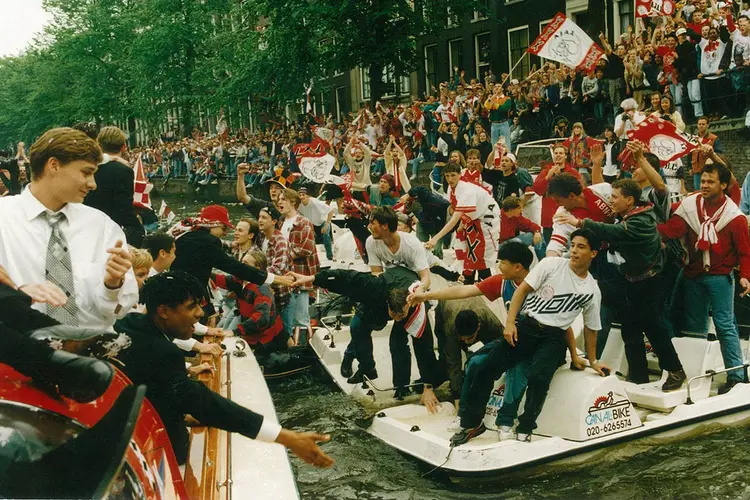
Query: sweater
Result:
<box><xmin>213</xmin><ymin>274</ymin><xmax>284</xmax><ymax>344</ymax></box>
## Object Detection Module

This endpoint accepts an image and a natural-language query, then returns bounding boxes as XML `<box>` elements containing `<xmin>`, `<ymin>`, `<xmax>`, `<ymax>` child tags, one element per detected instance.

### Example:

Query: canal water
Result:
<box><xmin>157</xmin><ymin>194</ymin><xmax>750</xmax><ymax>500</ymax></box>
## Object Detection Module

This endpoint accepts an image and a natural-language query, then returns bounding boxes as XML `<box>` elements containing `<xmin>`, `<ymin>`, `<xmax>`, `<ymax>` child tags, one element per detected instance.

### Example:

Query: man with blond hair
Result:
<box><xmin>0</xmin><ymin>127</ymin><xmax>137</xmax><ymax>331</ymax></box>
<box><xmin>84</xmin><ymin>125</ymin><xmax>144</xmax><ymax>246</ymax></box>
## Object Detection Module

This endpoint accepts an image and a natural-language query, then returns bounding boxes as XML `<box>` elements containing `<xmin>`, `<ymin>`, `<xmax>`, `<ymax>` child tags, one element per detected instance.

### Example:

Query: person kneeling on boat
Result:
<box><xmin>288</xmin><ymin>267</ymin><xmax>445</xmax><ymax>410</ymax></box>
<box><xmin>212</xmin><ymin>249</ymin><xmax>289</xmax><ymax>354</ymax></box>
<box><xmin>113</xmin><ymin>271</ymin><xmax>334</xmax><ymax>468</ymax></box>
<box><xmin>446</xmin><ymin>230</ymin><xmax>608</xmax><ymax>445</ymax></box>
<box><xmin>554</xmin><ymin>178</ymin><xmax>687</xmax><ymax>391</ymax></box>
<box><xmin>409</xmin><ymin>242</ymin><xmax>583</xmax><ymax>439</ymax></box>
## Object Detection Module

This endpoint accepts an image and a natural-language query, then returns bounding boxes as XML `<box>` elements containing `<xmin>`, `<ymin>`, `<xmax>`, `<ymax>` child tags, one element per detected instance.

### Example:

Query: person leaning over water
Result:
<box><xmin>168</xmin><ymin>204</ymin><xmax>294</xmax><ymax>319</ymax></box>
<box><xmin>114</xmin><ymin>271</ymin><xmax>334</xmax><ymax>468</ymax></box>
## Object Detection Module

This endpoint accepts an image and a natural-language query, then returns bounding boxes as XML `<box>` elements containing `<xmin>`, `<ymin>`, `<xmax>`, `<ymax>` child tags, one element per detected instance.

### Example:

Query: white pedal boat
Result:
<box><xmin>367</xmin><ymin>332</ymin><xmax>750</xmax><ymax>479</ymax></box>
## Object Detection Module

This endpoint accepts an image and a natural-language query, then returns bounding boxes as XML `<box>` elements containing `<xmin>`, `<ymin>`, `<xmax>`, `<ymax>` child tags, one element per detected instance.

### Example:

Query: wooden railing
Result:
<box><xmin>183</xmin><ymin>334</ymin><xmax>231</xmax><ymax>500</ymax></box>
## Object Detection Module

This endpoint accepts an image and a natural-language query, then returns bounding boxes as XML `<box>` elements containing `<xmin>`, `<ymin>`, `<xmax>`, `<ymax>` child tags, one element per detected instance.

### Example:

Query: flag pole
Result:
<box><xmin>499</xmin><ymin>52</ymin><xmax>530</xmax><ymax>88</ymax></box>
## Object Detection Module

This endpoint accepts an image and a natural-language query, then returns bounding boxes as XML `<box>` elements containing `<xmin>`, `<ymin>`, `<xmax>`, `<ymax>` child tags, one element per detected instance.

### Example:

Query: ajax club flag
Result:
<box><xmin>528</xmin><ymin>13</ymin><xmax>603</xmax><ymax>72</ymax></box>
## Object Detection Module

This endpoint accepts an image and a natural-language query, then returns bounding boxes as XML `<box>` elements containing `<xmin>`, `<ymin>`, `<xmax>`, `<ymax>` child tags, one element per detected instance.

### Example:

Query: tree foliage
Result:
<box><xmin>0</xmin><ymin>0</ymin><xmax>490</xmax><ymax>146</ymax></box>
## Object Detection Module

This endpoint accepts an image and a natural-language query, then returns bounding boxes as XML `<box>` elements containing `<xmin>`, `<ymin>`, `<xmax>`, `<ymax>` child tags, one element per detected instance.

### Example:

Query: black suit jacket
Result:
<box><xmin>114</xmin><ymin>313</ymin><xmax>266</xmax><ymax>464</ymax></box>
<box><xmin>0</xmin><ymin>283</ymin><xmax>59</xmax><ymax>333</ymax></box>
<box><xmin>171</xmin><ymin>230</ymin><xmax>268</xmax><ymax>299</ymax></box>
<box><xmin>84</xmin><ymin>160</ymin><xmax>141</xmax><ymax>229</ymax></box>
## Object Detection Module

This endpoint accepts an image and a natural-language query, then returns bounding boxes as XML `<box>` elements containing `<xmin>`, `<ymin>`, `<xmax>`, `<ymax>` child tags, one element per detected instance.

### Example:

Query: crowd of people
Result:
<box><xmin>2</xmin><ymin>2</ymin><xmax>750</xmax><ymax>466</ymax></box>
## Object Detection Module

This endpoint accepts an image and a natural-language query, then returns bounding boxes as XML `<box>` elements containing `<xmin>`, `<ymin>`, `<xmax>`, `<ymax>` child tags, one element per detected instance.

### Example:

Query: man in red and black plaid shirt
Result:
<box><xmin>278</xmin><ymin>189</ymin><xmax>319</xmax><ymax>345</ymax></box>
<box><xmin>257</xmin><ymin>206</ymin><xmax>291</xmax><ymax>313</ymax></box>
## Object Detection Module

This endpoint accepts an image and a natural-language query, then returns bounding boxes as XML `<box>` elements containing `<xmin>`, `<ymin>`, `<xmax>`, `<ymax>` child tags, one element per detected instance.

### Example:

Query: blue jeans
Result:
<box><xmin>460</xmin><ymin>345</ymin><xmax>530</xmax><ymax>428</ymax></box>
<box><xmin>683</xmin><ymin>273</ymin><xmax>746</xmax><ymax>382</ymax></box>
<box><xmin>281</xmin><ymin>290</ymin><xmax>311</xmax><ymax>335</ymax></box>
<box><xmin>314</xmin><ymin>224</ymin><xmax>333</xmax><ymax>260</ymax></box>
<box><xmin>511</xmin><ymin>232</ymin><xmax>547</xmax><ymax>261</ymax></box>
<box><xmin>409</xmin><ymin>157</ymin><xmax>424</xmax><ymax>177</ymax></box>
<box><xmin>491</xmin><ymin>121</ymin><xmax>511</xmax><ymax>149</ymax></box>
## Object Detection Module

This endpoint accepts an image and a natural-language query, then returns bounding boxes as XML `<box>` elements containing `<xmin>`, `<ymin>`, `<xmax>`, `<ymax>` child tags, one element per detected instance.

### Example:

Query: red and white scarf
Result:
<box><xmin>404</xmin><ymin>281</ymin><xmax>428</xmax><ymax>338</ymax></box>
<box><xmin>168</xmin><ymin>218</ymin><xmax>225</xmax><ymax>240</ymax></box>
<box><xmin>674</xmin><ymin>193</ymin><xmax>744</xmax><ymax>270</ymax></box>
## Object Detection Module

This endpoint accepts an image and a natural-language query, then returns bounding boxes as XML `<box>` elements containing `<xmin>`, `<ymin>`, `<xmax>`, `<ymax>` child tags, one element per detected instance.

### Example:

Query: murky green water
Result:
<box><xmin>158</xmin><ymin>193</ymin><xmax>750</xmax><ymax>500</ymax></box>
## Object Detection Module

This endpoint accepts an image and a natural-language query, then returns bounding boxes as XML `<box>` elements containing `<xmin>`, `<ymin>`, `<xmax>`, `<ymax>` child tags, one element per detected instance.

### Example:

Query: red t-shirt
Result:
<box><xmin>657</xmin><ymin>46</ymin><xmax>678</xmax><ymax>83</ymax></box>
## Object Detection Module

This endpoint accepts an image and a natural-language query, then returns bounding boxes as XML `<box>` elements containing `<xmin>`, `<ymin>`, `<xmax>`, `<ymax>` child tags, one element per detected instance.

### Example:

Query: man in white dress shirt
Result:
<box><xmin>297</xmin><ymin>187</ymin><xmax>335</xmax><ymax>260</ymax></box>
<box><xmin>0</xmin><ymin>127</ymin><xmax>138</xmax><ymax>331</ymax></box>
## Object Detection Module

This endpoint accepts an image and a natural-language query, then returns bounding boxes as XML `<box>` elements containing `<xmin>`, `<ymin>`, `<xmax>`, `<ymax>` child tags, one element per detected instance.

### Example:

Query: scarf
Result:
<box><xmin>493</xmin><ymin>142</ymin><xmax>504</xmax><ymax>168</ymax></box>
<box><xmin>674</xmin><ymin>193</ymin><xmax>744</xmax><ymax>270</ymax></box>
<box><xmin>169</xmin><ymin>217</ymin><xmax>225</xmax><ymax>240</ymax></box>
<box><xmin>404</xmin><ymin>281</ymin><xmax>428</xmax><ymax>338</ymax></box>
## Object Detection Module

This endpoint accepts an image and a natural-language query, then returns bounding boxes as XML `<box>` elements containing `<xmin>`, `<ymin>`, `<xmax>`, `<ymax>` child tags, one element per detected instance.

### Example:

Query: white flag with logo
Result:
<box><xmin>528</xmin><ymin>12</ymin><xmax>604</xmax><ymax>72</ymax></box>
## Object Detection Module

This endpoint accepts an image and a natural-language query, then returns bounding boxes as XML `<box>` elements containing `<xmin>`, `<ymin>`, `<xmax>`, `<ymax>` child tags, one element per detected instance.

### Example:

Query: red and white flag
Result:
<box><xmin>528</xmin><ymin>12</ymin><xmax>604</xmax><ymax>72</ymax></box>
<box><xmin>299</xmin><ymin>154</ymin><xmax>337</xmax><ymax>183</ymax></box>
<box><xmin>636</xmin><ymin>0</ymin><xmax>676</xmax><ymax>18</ymax></box>
<box><xmin>132</xmin><ymin>154</ymin><xmax>153</xmax><ymax>210</ymax></box>
<box><xmin>158</xmin><ymin>199</ymin><xmax>176</xmax><ymax>225</ymax></box>
<box><xmin>626</xmin><ymin>116</ymin><xmax>700</xmax><ymax>166</ymax></box>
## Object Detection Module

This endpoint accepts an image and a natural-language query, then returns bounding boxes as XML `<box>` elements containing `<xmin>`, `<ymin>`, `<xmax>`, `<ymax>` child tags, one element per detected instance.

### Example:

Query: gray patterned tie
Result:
<box><xmin>43</xmin><ymin>212</ymin><xmax>79</xmax><ymax>326</ymax></box>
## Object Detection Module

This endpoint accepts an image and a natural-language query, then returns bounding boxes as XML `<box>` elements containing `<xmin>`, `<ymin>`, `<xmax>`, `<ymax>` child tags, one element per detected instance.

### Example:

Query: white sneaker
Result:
<box><xmin>497</xmin><ymin>425</ymin><xmax>514</xmax><ymax>441</ymax></box>
<box><xmin>409</xmin><ymin>174</ymin><xmax>417</xmax><ymax>180</ymax></box>
<box><xmin>447</xmin><ymin>416</ymin><xmax>462</xmax><ymax>433</ymax></box>
<box><xmin>515</xmin><ymin>432</ymin><xmax>532</xmax><ymax>442</ymax></box>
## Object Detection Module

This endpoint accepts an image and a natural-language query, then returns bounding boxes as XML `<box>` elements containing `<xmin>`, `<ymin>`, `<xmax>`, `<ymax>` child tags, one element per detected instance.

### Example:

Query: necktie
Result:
<box><xmin>43</xmin><ymin>212</ymin><xmax>79</xmax><ymax>326</ymax></box>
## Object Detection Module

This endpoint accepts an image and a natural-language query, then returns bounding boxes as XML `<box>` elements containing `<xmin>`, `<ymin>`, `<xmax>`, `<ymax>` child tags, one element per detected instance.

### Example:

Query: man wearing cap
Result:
<box><xmin>169</xmin><ymin>204</ymin><xmax>294</xmax><ymax>317</ymax></box>
<box><xmin>614</xmin><ymin>98</ymin><xmax>646</xmax><ymax>140</ymax></box>
<box><xmin>298</xmin><ymin>187</ymin><xmax>335</xmax><ymax>261</ymax></box>
<box><xmin>236</xmin><ymin>162</ymin><xmax>291</xmax><ymax>217</ymax></box>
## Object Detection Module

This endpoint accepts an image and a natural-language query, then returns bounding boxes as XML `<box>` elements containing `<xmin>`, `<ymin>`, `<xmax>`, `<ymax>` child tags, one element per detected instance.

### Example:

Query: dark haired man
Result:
<box><xmin>113</xmin><ymin>271</ymin><xmax>334</xmax><ymax>467</ymax></box>
<box><xmin>0</xmin><ymin>127</ymin><xmax>137</xmax><ymax>332</ymax></box>
<box><xmin>448</xmin><ymin>230</ymin><xmax>607</xmax><ymax>445</ymax></box>
<box><xmin>142</xmin><ymin>232</ymin><xmax>176</xmax><ymax>275</ymax></box>
<box><xmin>426</xmin><ymin>162</ymin><xmax>500</xmax><ymax>284</ymax></box>
<box><xmin>290</xmin><ymin>266</ymin><xmax>444</xmax><ymax>409</ymax></box>
<box><xmin>556</xmin><ymin>179</ymin><xmax>686</xmax><ymax>390</ymax></box>
<box><xmin>531</xmin><ymin>144</ymin><xmax>583</xmax><ymax>243</ymax></box>
<box><xmin>659</xmin><ymin>162</ymin><xmax>750</xmax><ymax>394</ymax></box>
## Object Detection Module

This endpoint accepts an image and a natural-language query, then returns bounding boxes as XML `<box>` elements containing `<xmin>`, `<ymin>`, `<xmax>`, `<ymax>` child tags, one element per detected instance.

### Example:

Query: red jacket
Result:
<box><xmin>213</xmin><ymin>274</ymin><xmax>284</xmax><ymax>345</ymax></box>
<box><xmin>499</xmin><ymin>211</ymin><xmax>541</xmax><ymax>243</ymax></box>
<box><xmin>531</xmin><ymin>164</ymin><xmax>583</xmax><ymax>228</ymax></box>
<box><xmin>658</xmin><ymin>195</ymin><xmax>750</xmax><ymax>279</ymax></box>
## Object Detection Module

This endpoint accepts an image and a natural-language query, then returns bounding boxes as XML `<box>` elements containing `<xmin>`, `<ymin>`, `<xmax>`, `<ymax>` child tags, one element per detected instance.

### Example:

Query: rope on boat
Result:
<box><xmin>421</xmin><ymin>446</ymin><xmax>454</xmax><ymax>477</ymax></box>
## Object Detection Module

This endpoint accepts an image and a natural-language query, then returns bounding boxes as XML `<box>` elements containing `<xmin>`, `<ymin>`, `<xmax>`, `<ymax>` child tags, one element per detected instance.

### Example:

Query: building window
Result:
<box><xmin>475</xmin><ymin>32</ymin><xmax>491</xmax><ymax>82</ymax></box>
<box><xmin>473</xmin><ymin>0</ymin><xmax>490</xmax><ymax>20</ymax></box>
<box><xmin>618</xmin><ymin>0</ymin><xmax>634</xmax><ymax>37</ymax></box>
<box><xmin>361</xmin><ymin>66</ymin><xmax>411</xmax><ymax>99</ymax></box>
<box><xmin>508</xmin><ymin>26</ymin><xmax>530</xmax><ymax>80</ymax></box>
<box><xmin>449</xmin><ymin>39</ymin><xmax>463</xmax><ymax>78</ymax></box>
<box><xmin>424</xmin><ymin>44</ymin><xmax>437</xmax><ymax>93</ymax></box>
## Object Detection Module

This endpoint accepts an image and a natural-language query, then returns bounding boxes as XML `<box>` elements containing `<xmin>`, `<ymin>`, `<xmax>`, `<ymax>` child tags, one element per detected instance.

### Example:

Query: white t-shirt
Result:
<box><xmin>281</xmin><ymin>218</ymin><xmax>295</xmax><ymax>240</ymax></box>
<box><xmin>448</xmin><ymin>180</ymin><xmax>499</xmax><ymax>221</ymax></box>
<box><xmin>298</xmin><ymin>197</ymin><xmax>333</xmax><ymax>227</ymax></box>
<box><xmin>366</xmin><ymin>231</ymin><xmax>429</xmax><ymax>273</ymax></box>
<box><xmin>522</xmin><ymin>257</ymin><xmax>602</xmax><ymax>330</ymax></box>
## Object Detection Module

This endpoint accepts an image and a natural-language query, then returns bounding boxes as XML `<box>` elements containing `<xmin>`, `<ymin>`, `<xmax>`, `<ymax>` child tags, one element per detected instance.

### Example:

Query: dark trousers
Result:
<box><xmin>459</xmin><ymin>316</ymin><xmax>567</xmax><ymax>434</ymax></box>
<box><xmin>122</xmin><ymin>224</ymin><xmax>145</xmax><ymax>248</ymax></box>
<box><xmin>347</xmin><ymin>313</ymin><xmax>380</xmax><ymax>374</ymax></box>
<box><xmin>389</xmin><ymin>315</ymin><xmax>443</xmax><ymax>388</ymax></box>
<box><xmin>346</xmin><ymin>218</ymin><xmax>371</xmax><ymax>263</ymax></box>
<box><xmin>621</xmin><ymin>273</ymin><xmax>682</xmax><ymax>383</ymax></box>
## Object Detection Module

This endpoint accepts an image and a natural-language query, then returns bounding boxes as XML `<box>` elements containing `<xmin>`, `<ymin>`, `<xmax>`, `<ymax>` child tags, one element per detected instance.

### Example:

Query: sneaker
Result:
<box><xmin>497</xmin><ymin>425</ymin><xmax>514</xmax><ymax>441</ymax></box>
<box><xmin>340</xmin><ymin>355</ymin><xmax>354</xmax><ymax>379</ymax></box>
<box><xmin>409</xmin><ymin>174</ymin><xmax>417</xmax><ymax>180</ymax></box>
<box><xmin>516</xmin><ymin>431</ymin><xmax>532</xmax><ymax>442</ymax></box>
<box><xmin>447</xmin><ymin>416</ymin><xmax>462</xmax><ymax>433</ymax></box>
<box><xmin>661</xmin><ymin>369</ymin><xmax>687</xmax><ymax>392</ymax></box>
<box><xmin>450</xmin><ymin>423</ymin><xmax>486</xmax><ymax>447</ymax></box>
<box><xmin>347</xmin><ymin>368</ymin><xmax>378</xmax><ymax>384</ymax></box>
<box><xmin>394</xmin><ymin>386</ymin><xmax>411</xmax><ymax>400</ymax></box>
<box><xmin>718</xmin><ymin>378</ymin><xmax>744</xmax><ymax>395</ymax></box>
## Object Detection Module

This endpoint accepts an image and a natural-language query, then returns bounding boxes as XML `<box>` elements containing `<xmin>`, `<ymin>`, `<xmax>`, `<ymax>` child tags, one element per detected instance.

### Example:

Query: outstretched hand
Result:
<box><xmin>276</xmin><ymin>429</ymin><xmax>334</xmax><ymax>468</ymax></box>
<box><xmin>286</xmin><ymin>272</ymin><xmax>315</xmax><ymax>288</ymax></box>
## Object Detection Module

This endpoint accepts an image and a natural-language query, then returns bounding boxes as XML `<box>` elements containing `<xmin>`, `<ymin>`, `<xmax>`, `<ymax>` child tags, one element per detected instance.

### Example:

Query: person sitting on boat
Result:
<box><xmin>0</xmin><ymin>127</ymin><xmax>138</xmax><ymax>332</ymax></box>
<box><xmin>445</xmin><ymin>230</ymin><xmax>608</xmax><ymax>445</ymax></box>
<box><xmin>168</xmin><ymin>204</ymin><xmax>294</xmax><ymax>320</ymax></box>
<box><xmin>289</xmin><ymin>266</ymin><xmax>445</xmax><ymax>410</ymax></box>
<box><xmin>425</xmin><ymin>161</ymin><xmax>501</xmax><ymax>284</ymax></box>
<box><xmin>114</xmin><ymin>271</ymin><xmax>334</xmax><ymax>468</ymax></box>
<box><xmin>555</xmin><ymin>179</ymin><xmax>688</xmax><ymax>391</ymax></box>
<box><xmin>336</xmin><ymin>207</ymin><xmax>434</xmax><ymax>392</ymax></box>
<box><xmin>658</xmin><ymin>160</ymin><xmax>750</xmax><ymax>395</ymax></box>
<box><xmin>213</xmin><ymin>250</ymin><xmax>289</xmax><ymax>354</ymax></box>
